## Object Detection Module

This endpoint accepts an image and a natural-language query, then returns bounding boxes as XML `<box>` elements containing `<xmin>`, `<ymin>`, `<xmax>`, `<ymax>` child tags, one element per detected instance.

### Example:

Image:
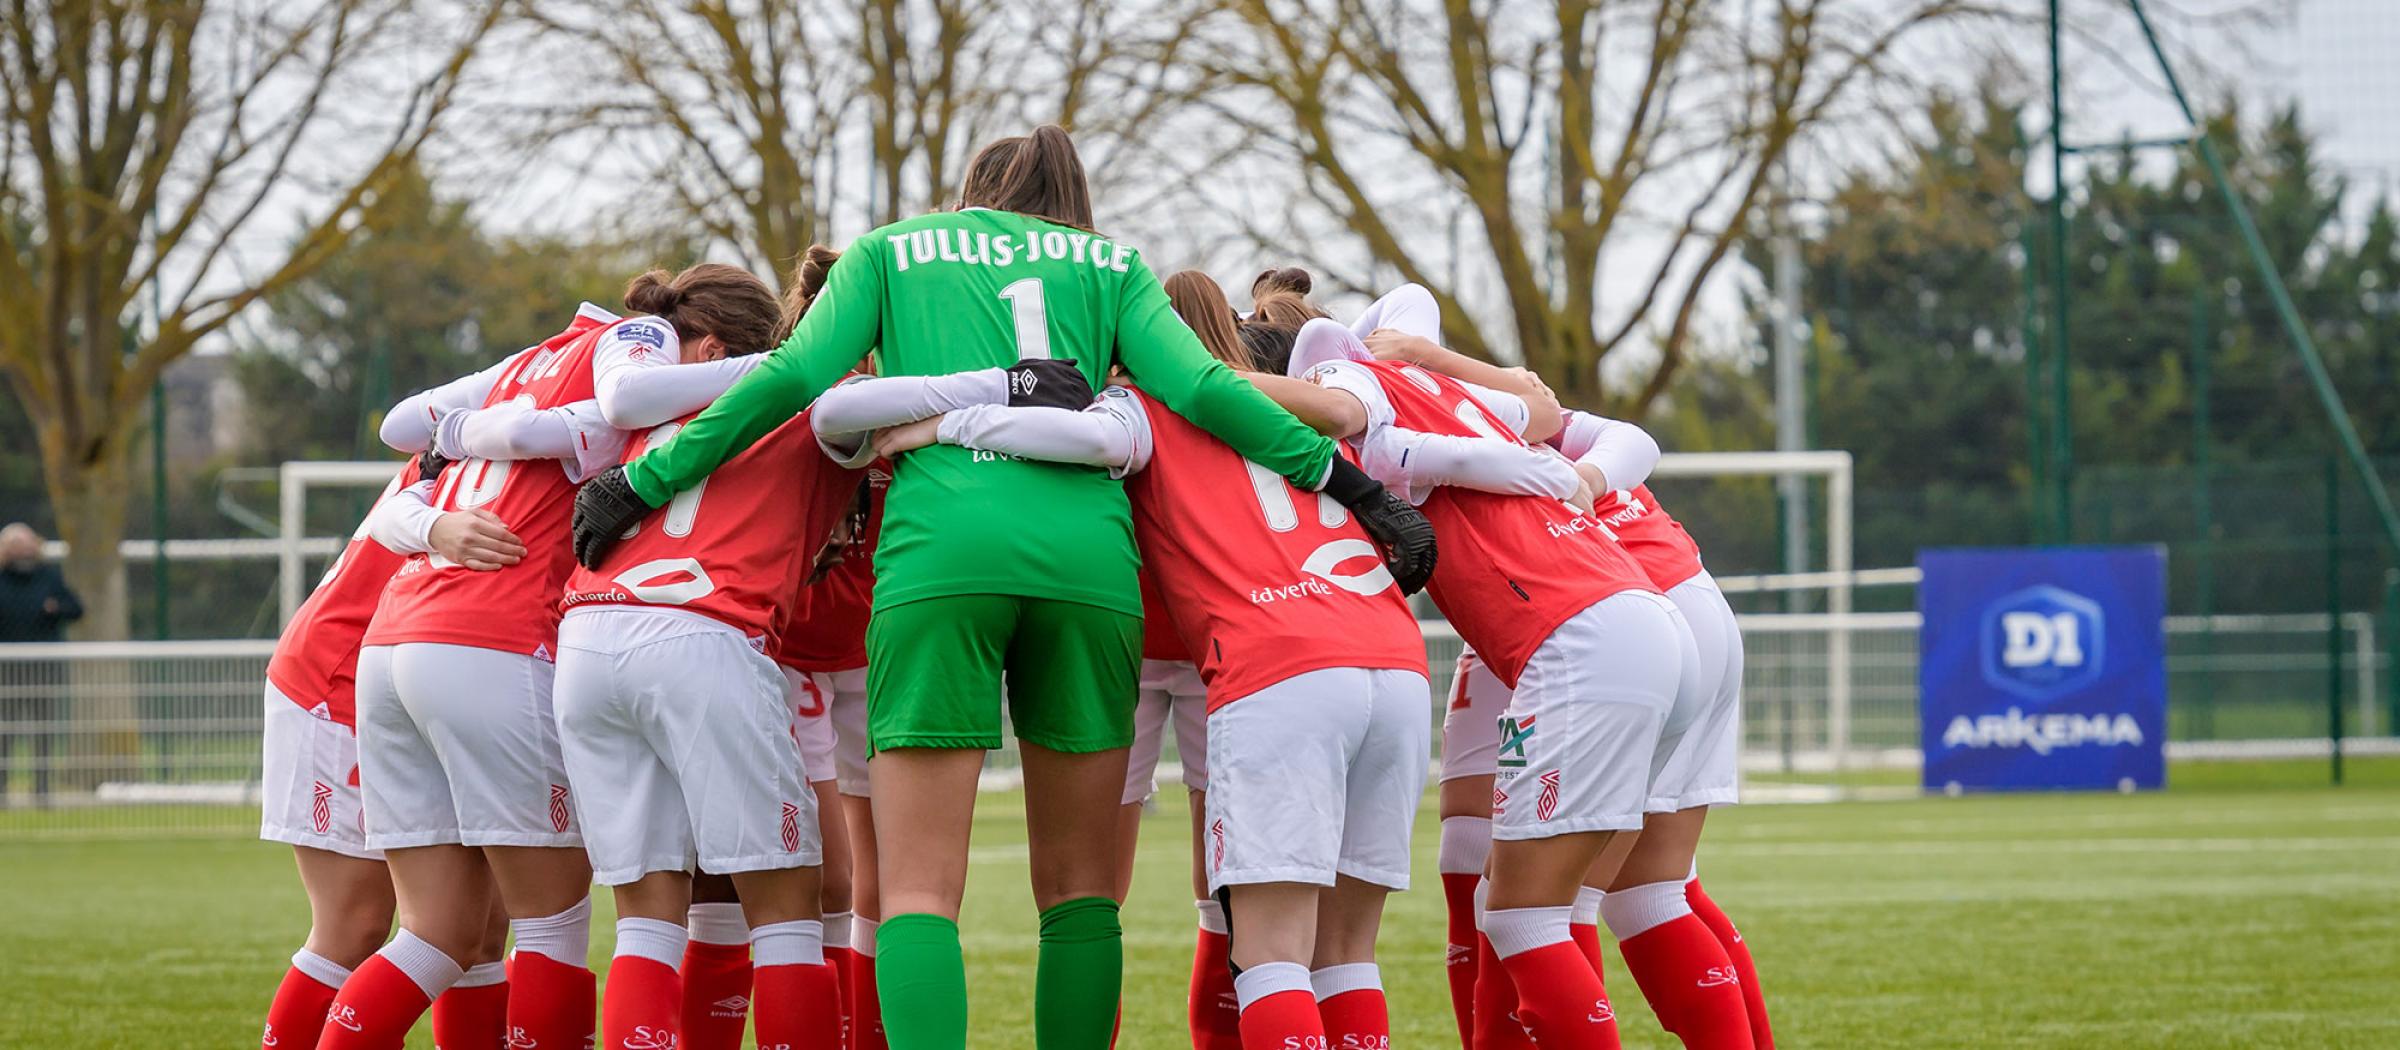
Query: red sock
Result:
<box><xmin>317</xmin><ymin>956</ymin><xmax>434</xmax><ymax>1050</ymax></box>
<box><xmin>601</xmin><ymin>956</ymin><xmax>681</xmax><ymax>1050</ymax></box>
<box><xmin>1469</xmin><ymin>937</ymin><xmax>1536</xmax><ymax>1050</ymax></box>
<box><xmin>1619</xmin><ymin>915</ymin><xmax>1754</xmax><ymax>1050</ymax></box>
<box><xmin>1318</xmin><ymin>989</ymin><xmax>1389</xmax><ymax>1050</ymax></box>
<box><xmin>1439</xmin><ymin>873</ymin><xmax>1479</xmax><ymax>1048</ymax></box>
<box><xmin>1188</xmin><ymin>926</ymin><xmax>1240</xmax><ymax>1049</ymax></box>
<box><xmin>827</xmin><ymin>946</ymin><xmax>858</xmax><ymax>1049</ymax></box>
<box><xmin>1571</xmin><ymin>922</ymin><xmax>1606</xmax><ymax>975</ymax></box>
<box><xmin>1236</xmin><ymin>990</ymin><xmax>1324</xmax><ymax>1050</ymax></box>
<box><xmin>1687</xmin><ymin>880</ymin><xmax>1773</xmax><ymax>1049</ymax></box>
<box><xmin>507</xmin><ymin>951</ymin><xmax>597</xmax><ymax>1050</ymax></box>
<box><xmin>847</xmin><ymin>950</ymin><xmax>885</xmax><ymax>1050</ymax></box>
<box><xmin>754</xmin><ymin>962</ymin><xmax>842</xmax><ymax>1049</ymax></box>
<box><xmin>431</xmin><ymin>977</ymin><xmax>509</xmax><ymax>1050</ymax></box>
<box><xmin>679</xmin><ymin>940</ymin><xmax>752</xmax><ymax>1050</ymax></box>
<box><xmin>1496</xmin><ymin>941</ymin><xmax>1621</xmax><ymax>1050</ymax></box>
<box><xmin>263</xmin><ymin>963</ymin><xmax>342</xmax><ymax>1050</ymax></box>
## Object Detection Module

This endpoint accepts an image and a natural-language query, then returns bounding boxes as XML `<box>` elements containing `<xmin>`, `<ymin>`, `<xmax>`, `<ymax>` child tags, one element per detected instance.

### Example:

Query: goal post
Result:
<box><xmin>278</xmin><ymin>460</ymin><xmax>406</xmax><ymax>626</ymax></box>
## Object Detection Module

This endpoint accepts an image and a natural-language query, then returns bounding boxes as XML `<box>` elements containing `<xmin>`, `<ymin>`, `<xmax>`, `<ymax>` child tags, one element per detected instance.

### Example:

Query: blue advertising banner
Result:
<box><xmin>1917</xmin><ymin>546</ymin><xmax>2168</xmax><ymax>792</ymax></box>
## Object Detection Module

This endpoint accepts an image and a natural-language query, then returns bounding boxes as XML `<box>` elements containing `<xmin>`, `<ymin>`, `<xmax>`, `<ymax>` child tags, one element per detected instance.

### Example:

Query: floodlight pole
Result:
<box><xmin>2046</xmin><ymin>0</ymin><xmax>2074</xmax><ymax>544</ymax></box>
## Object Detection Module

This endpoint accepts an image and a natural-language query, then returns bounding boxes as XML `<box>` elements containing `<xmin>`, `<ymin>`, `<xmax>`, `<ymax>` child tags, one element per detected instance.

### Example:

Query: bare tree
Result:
<box><xmin>1196</xmin><ymin>0</ymin><xmax>2030</xmax><ymax>413</ymax></box>
<box><xmin>0</xmin><ymin>0</ymin><xmax>506</xmax><ymax>639</ymax></box>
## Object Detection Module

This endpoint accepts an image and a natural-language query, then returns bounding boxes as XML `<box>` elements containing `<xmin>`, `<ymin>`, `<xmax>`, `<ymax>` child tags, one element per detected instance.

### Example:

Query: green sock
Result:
<box><xmin>1034</xmin><ymin>897</ymin><xmax>1123</xmax><ymax>1049</ymax></box>
<box><xmin>877</xmin><ymin>912</ymin><xmax>968</xmax><ymax>1049</ymax></box>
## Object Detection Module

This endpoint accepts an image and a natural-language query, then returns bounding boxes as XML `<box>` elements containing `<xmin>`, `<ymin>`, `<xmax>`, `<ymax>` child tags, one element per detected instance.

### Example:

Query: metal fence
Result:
<box><xmin>6</xmin><ymin>610</ymin><xmax>2387</xmax><ymax>837</ymax></box>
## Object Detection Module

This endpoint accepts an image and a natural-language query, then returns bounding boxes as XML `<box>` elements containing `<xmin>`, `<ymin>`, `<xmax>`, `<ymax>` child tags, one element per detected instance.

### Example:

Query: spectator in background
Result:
<box><xmin>2</xmin><ymin>522</ymin><xmax>81</xmax><ymax>804</ymax></box>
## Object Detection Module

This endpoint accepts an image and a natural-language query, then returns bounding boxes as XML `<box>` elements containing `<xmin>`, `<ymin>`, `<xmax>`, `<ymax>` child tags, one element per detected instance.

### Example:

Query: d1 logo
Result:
<box><xmin>1980</xmin><ymin>585</ymin><xmax>2104</xmax><ymax>699</ymax></box>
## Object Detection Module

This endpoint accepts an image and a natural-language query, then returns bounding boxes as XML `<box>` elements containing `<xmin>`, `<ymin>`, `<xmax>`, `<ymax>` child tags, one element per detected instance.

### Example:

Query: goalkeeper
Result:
<box><xmin>571</xmin><ymin>125</ymin><xmax>1435</xmax><ymax>1049</ymax></box>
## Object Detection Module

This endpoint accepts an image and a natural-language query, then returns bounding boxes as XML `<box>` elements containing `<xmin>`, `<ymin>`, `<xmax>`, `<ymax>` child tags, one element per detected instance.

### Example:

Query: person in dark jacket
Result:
<box><xmin>2</xmin><ymin>522</ymin><xmax>82</xmax><ymax>803</ymax></box>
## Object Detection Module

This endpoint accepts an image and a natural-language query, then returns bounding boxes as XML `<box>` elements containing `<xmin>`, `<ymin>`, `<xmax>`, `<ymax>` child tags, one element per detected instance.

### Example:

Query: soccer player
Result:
<box><xmin>568</xmin><ymin>126</ymin><xmax>1435</xmax><ymax>1050</ymax></box>
<box><xmin>810</xmin><ymin>360</ymin><xmax>1431</xmax><ymax>1050</ymax></box>
<box><xmin>1290</xmin><ymin>318</ymin><xmax>1703</xmax><ymax>1050</ymax></box>
<box><xmin>256</xmin><ymin>454</ymin><xmax>520</xmax><ymax>1050</ymax></box>
<box><xmin>322</xmin><ymin>268</ymin><xmax>784</xmax><ymax>1050</ymax></box>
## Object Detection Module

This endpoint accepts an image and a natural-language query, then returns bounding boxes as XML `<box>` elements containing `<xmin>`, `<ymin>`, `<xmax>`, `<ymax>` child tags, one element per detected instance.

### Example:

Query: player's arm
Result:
<box><xmin>361</xmin><ymin>481</ymin><xmax>526</xmax><ymax>570</ymax></box>
<box><xmin>620</xmin><ymin>242</ymin><xmax>889</xmax><ymax>507</ymax></box>
<box><xmin>1111</xmin><ymin>254</ymin><xmax>1335</xmax><ymax>490</ymax></box>
<box><xmin>1348</xmin><ymin>282</ymin><xmax>1441</xmax><ymax>341</ymax></box>
<box><xmin>591</xmin><ymin>317</ymin><xmax>773</xmax><ymax>429</ymax></box>
<box><xmin>1237</xmin><ymin>371</ymin><xmax>1364</xmax><ymax>438</ymax></box>
<box><xmin>809</xmin><ymin>370</ymin><xmax>1011</xmax><ymax>466</ymax></box>
<box><xmin>1361</xmin><ymin>330</ymin><xmax>1562</xmax><ymax>443</ymax></box>
<box><xmin>1550</xmin><ymin>409</ymin><xmax>1661</xmax><ymax>494</ymax></box>
<box><xmin>378</xmin><ymin>351</ymin><xmax>526</xmax><ymax>453</ymax></box>
<box><xmin>926</xmin><ymin>387</ymin><xmax>1153</xmax><ymax>477</ymax></box>
<box><xmin>1357</xmin><ymin>425</ymin><xmax>1581</xmax><ymax>505</ymax></box>
<box><xmin>429</xmin><ymin>399</ymin><xmax>626</xmax><ymax>482</ymax></box>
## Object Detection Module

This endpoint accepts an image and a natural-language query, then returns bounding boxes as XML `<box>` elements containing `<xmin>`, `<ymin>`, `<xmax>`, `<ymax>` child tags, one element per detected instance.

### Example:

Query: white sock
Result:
<box><xmin>823</xmin><ymin>911</ymin><xmax>853</xmax><ymax>952</ymax></box>
<box><xmin>1194</xmin><ymin>899</ymin><xmax>1229</xmax><ymax>936</ymax></box>
<box><xmin>1437</xmin><ymin>815</ymin><xmax>1493</xmax><ymax>875</ymax></box>
<box><xmin>1231</xmin><ymin>960</ymin><xmax>1311</xmax><ymax>1010</ymax></box>
<box><xmin>1482</xmin><ymin>906</ymin><xmax>1573</xmax><ymax>960</ymax></box>
<box><xmin>1572</xmin><ymin>885</ymin><xmax>1607</xmax><ymax>927</ymax></box>
<box><xmin>380</xmin><ymin>930</ymin><xmax>466</xmax><ymax>998</ymax></box>
<box><xmin>687</xmin><ymin>902</ymin><xmax>749</xmax><ymax>947</ymax></box>
<box><xmin>752</xmin><ymin>919</ymin><xmax>824</xmax><ymax>967</ymax></box>
<box><xmin>1600</xmin><ymin>879</ymin><xmax>1692</xmax><ymax>941</ymax></box>
<box><xmin>1309</xmin><ymin>962</ymin><xmax>1381</xmax><ymax>1001</ymax></box>
<box><xmin>614</xmin><ymin>917</ymin><xmax>688</xmax><ymax>969</ymax></box>
<box><xmin>454</xmin><ymin>961</ymin><xmax>507</xmax><ymax>989</ymax></box>
<box><xmin>290</xmin><ymin>949</ymin><xmax>353</xmax><ymax>989</ymax></box>
<box><xmin>851</xmin><ymin>916</ymin><xmax>879</xmax><ymax>958</ymax></box>
<box><xmin>1471</xmin><ymin>877</ymin><xmax>1491</xmax><ymax>930</ymax></box>
<box><xmin>510</xmin><ymin>897</ymin><xmax>592</xmax><ymax>965</ymax></box>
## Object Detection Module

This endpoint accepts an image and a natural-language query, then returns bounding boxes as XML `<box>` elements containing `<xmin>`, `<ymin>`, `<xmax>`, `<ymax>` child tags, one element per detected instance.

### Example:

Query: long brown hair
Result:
<box><xmin>624</xmin><ymin>263</ymin><xmax>781</xmax><ymax>356</ymax></box>
<box><xmin>1249</xmin><ymin>289</ymin><xmax>1328</xmax><ymax>330</ymax></box>
<box><xmin>1237</xmin><ymin>322</ymin><xmax>1299</xmax><ymax>376</ymax></box>
<box><xmin>957</xmin><ymin>125</ymin><xmax>1095</xmax><ymax>230</ymax></box>
<box><xmin>1163</xmin><ymin>270</ymin><xmax>1250</xmax><ymax>370</ymax></box>
<box><xmin>778</xmin><ymin>244</ymin><xmax>843</xmax><ymax>342</ymax></box>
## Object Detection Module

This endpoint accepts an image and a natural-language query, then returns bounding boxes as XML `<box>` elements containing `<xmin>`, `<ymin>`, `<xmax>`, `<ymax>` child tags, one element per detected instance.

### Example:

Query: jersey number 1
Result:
<box><xmin>998</xmin><ymin>278</ymin><xmax>1052</xmax><ymax>359</ymax></box>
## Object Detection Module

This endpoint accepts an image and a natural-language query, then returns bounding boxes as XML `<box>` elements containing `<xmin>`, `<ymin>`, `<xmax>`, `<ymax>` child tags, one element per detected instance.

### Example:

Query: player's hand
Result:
<box><xmin>873</xmin><ymin>415</ymin><xmax>944</xmax><ymax>458</ymax></box>
<box><xmin>1005</xmin><ymin>358</ymin><xmax>1095</xmax><ymax>411</ymax></box>
<box><xmin>1363</xmin><ymin>329</ymin><xmax>1438</xmax><ymax>365</ymax></box>
<box><xmin>572</xmin><ymin>466</ymin><xmax>654</xmax><ymax>569</ymax></box>
<box><xmin>430</xmin><ymin>509</ymin><xmax>526</xmax><ymax>571</ymax></box>
<box><xmin>1104</xmin><ymin>366</ymin><xmax>1134</xmax><ymax>389</ymax></box>
<box><xmin>1320</xmin><ymin>457</ymin><xmax>1437</xmax><ymax>594</ymax></box>
<box><xmin>1567</xmin><ymin>471</ymin><xmax>1599</xmax><ymax>516</ymax></box>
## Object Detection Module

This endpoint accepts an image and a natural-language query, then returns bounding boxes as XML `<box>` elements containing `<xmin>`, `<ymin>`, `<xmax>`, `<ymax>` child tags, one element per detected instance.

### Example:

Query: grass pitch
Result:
<box><xmin>3</xmin><ymin>757</ymin><xmax>2396</xmax><ymax>1049</ymax></box>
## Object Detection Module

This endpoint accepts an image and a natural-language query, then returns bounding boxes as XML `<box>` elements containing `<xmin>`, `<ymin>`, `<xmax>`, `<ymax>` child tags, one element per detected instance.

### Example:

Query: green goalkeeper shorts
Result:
<box><xmin>863</xmin><ymin>594</ymin><xmax>1142</xmax><ymax>755</ymax></box>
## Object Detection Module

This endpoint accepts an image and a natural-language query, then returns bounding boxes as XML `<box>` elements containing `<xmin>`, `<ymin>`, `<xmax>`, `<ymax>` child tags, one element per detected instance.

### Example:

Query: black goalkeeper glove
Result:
<box><xmin>572</xmin><ymin>466</ymin><xmax>656</xmax><ymax>569</ymax></box>
<box><xmin>1320</xmin><ymin>457</ymin><xmax>1438</xmax><ymax>594</ymax></box>
<box><xmin>1004</xmin><ymin>358</ymin><xmax>1096</xmax><ymax>411</ymax></box>
<box><xmin>415</xmin><ymin>447</ymin><xmax>451</xmax><ymax>484</ymax></box>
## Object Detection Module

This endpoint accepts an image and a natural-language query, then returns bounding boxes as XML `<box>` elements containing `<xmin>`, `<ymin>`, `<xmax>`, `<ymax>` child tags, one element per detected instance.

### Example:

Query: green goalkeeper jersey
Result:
<box><xmin>622</xmin><ymin>208</ymin><xmax>1339</xmax><ymax>617</ymax></box>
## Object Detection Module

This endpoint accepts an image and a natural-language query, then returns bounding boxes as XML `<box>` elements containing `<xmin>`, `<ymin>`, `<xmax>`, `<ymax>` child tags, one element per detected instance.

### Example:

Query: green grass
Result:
<box><xmin>5</xmin><ymin>771</ymin><xmax>2399</xmax><ymax>1048</ymax></box>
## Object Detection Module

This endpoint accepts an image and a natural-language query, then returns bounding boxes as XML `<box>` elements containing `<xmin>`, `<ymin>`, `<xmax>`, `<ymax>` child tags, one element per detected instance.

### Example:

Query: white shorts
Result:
<box><xmin>1650</xmin><ymin>572</ymin><xmax>1743</xmax><ymax>812</ymax></box>
<box><xmin>259</xmin><ymin>686</ymin><xmax>379</xmax><ymax>861</ymax></box>
<box><xmin>356</xmin><ymin>642</ymin><xmax>578</xmax><ymax>851</ymax></box>
<box><xmin>819</xmin><ymin>666</ymin><xmax>871</xmax><ymax>797</ymax></box>
<box><xmin>1491</xmin><ymin>591</ymin><xmax>1698</xmax><ymax>840</ymax></box>
<box><xmin>1124</xmin><ymin>660</ymin><xmax>1209</xmax><ymax>805</ymax></box>
<box><xmin>554</xmin><ymin>610</ymin><xmax>821</xmax><ymax>885</ymax></box>
<box><xmin>781</xmin><ymin>667</ymin><xmax>839</xmax><ymax>786</ymax></box>
<box><xmin>1204</xmin><ymin>667</ymin><xmax>1431</xmax><ymax>891</ymax></box>
<box><xmin>1438</xmin><ymin>649</ymin><xmax>1509</xmax><ymax>782</ymax></box>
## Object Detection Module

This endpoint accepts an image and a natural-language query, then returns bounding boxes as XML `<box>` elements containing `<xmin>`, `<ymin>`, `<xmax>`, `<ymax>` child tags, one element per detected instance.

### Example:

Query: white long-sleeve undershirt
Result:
<box><xmin>809</xmin><ymin>370</ymin><xmax>1011</xmax><ymax>466</ymax></box>
<box><xmin>361</xmin><ymin>481</ymin><xmax>442</xmax><ymax>556</ymax></box>
<box><xmin>1549</xmin><ymin>410</ymin><xmax>1662</xmax><ymax>492</ymax></box>
<box><xmin>1357</xmin><ymin>425</ymin><xmax>1580</xmax><ymax>506</ymax></box>
<box><xmin>935</xmin><ymin>389</ymin><xmax>1153</xmax><ymax>478</ymax></box>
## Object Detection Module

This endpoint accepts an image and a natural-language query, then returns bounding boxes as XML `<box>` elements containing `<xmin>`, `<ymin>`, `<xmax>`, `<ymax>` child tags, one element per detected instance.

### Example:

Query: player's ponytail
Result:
<box><xmin>1249</xmin><ymin>289</ymin><xmax>1328</xmax><ymax>330</ymax></box>
<box><xmin>958</xmin><ymin>124</ymin><xmax>1096</xmax><ymax>231</ymax></box>
<box><xmin>1251</xmin><ymin>266</ymin><xmax>1313</xmax><ymax>301</ymax></box>
<box><xmin>624</xmin><ymin>262</ymin><xmax>781</xmax><ymax>357</ymax></box>
<box><xmin>1164</xmin><ymin>270</ymin><xmax>1253</xmax><ymax>370</ymax></box>
<box><xmin>777</xmin><ymin>244</ymin><xmax>844</xmax><ymax>342</ymax></box>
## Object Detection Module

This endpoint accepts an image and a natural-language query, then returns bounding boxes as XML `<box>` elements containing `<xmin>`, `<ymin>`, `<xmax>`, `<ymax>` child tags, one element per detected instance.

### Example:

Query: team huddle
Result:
<box><xmin>253</xmin><ymin>126</ymin><xmax>1774</xmax><ymax>1050</ymax></box>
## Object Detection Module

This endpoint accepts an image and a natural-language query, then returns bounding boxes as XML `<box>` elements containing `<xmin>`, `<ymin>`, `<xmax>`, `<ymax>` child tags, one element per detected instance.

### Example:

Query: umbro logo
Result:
<box><xmin>1011</xmin><ymin>370</ymin><xmax>1041</xmax><ymax>397</ymax></box>
<box><xmin>1446</xmin><ymin>943</ymin><xmax>1474</xmax><ymax>966</ymax></box>
<box><xmin>710</xmin><ymin>994</ymin><xmax>750</xmax><ymax>1017</ymax></box>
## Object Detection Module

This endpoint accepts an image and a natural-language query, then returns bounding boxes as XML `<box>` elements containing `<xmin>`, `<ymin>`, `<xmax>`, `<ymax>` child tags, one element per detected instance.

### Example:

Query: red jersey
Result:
<box><xmin>773</xmin><ymin>461</ymin><xmax>886</xmax><ymax>672</ymax></box>
<box><xmin>1104</xmin><ymin>388</ymin><xmax>1425</xmax><ymax>710</ymax></box>
<box><xmin>365</xmin><ymin>313</ymin><xmax>614</xmax><ymax>656</ymax></box>
<box><xmin>565</xmin><ymin>410</ymin><xmax>862</xmax><ymax>646</ymax></box>
<box><xmin>1137</xmin><ymin>566</ymin><xmax>1192</xmax><ymax>663</ymax></box>
<box><xmin>266</xmin><ymin>461</ymin><xmax>419</xmax><ymax>725</ymax></box>
<box><xmin>1320</xmin><ymin>360</ymin><xmax>1653</xmax><ymax>687</ymax></box>
<box><xmin>1592</xmin><ymin>484</ymin><xmax>1703</xmax><ymax>591</ymax></box>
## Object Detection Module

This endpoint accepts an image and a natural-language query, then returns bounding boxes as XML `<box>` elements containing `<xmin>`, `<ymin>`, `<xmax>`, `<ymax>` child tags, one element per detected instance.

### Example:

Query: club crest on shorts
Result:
<box><xmin>1534</xmin><ymin>770</ymin><xmax>1563</xmax><ymax>822</ymax></box>
<box><xmin>1209</xmin><ymin>818</ymin><xmax>1227</xmax><ymax>871</ymax></box>
<box><xmin>780</xmin><ymin>801</ymin><xmax>802</xmax><ymax>852</ymax></box>
<box><xmin>548</xmin><ymin>783</ymin><xmax>573</xmax><ymax>833</ymax></box>
<box><xmin>1496</xmin><ymin>715</ymin><xmax>1536</xmax><ymax>769</ymax></box>
<box><xmin>311</xmin><ymin>780</ymin><xmax>334</xmax><ymax>834</ymax></box>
